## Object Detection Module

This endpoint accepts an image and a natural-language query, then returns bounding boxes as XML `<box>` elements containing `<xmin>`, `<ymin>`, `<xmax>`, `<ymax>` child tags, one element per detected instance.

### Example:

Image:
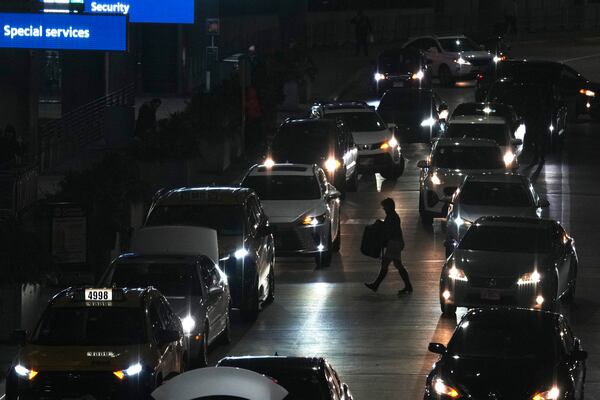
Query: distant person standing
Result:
<box><xmin>365</xmin><ymin>198</ymin><xmax>413</xmax><ymax>295</ymax></box>
<box><xmin>351</xmin><ymin>10</ymin><xmax>372</xmax><ymax>56</ymax></box>
<box><xmin>135</xmin><ymin>98</ymin><xmax>161</xmax><ymax>139</ymax></box>
<box><xmin>504</xmin><ymin>0</ymin><xmax>518</xmax><ymax>36</ymax></box>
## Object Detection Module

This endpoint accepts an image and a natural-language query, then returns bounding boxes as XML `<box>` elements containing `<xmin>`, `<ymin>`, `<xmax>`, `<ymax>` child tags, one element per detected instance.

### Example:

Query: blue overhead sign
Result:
<box><xmin>85</xmin><ymin>0</ymin><xmax>194</xmax><ymax>24</ymax></box>
<box><xmin>0</xmin><ymin>13</ymin><xmax>126</xmax><ymax>51</ymax></box>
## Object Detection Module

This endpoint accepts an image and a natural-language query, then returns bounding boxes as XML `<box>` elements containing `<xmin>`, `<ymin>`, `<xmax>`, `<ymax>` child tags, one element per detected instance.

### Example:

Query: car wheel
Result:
<box><xmin>241</xmin><ymin>278</ymin><xmax>260</xmax><ymax>322</ymax></box>
<box><xmin>266</xmin><ymin>265</ymin><xmax>275</xmax><ymax>304</ymax></box>
<box><xmin>419</xmin><ymin>194</ymin><xmax>434</xmax><ymax>225</ymax></box>
<box><xmin>439</xmin><ymin>65</ymin><xmax>453</xmax><ymax>87</ymax></box>
<box><xmin>347</xmin><ymin>168</ymin><xmax>358</xmax><ymax>192</ymax></box>
<box><xmin>331</xmin><ymin>219</ymin><xmax>341</xmax><ymax>253</ymax></box>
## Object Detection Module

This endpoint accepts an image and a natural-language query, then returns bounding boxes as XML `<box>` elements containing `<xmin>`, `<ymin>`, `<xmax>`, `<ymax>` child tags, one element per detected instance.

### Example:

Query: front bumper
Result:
<box><xmin>271</xmin><ymin>222</ymin><xmax>330</xmax><ymax>256</ymax></box>
<box><xmin>442</xmin><ymin>278</ymin><xmax>543</xmax><ymax>309</ymax></box>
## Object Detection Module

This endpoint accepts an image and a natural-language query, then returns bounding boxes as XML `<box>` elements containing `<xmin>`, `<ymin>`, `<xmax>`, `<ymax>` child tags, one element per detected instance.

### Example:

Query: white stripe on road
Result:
<box><xmin>561</xmin><ymin>52</ymin><xmax>600</xmax><ymax>63</ymax></box>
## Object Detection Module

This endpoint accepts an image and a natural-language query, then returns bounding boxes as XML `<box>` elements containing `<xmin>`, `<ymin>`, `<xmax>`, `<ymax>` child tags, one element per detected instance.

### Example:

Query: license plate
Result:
<box><xmin>481</xmin><ymin>289</ymin><xmax>500</xmax><ymax>300</ymax></box>
<box><xmin>393</xmin><ymin>81</ymin><xmax>405</xmax><ymax>87</ymax></box>
<box><xmin>85</xmin><ymin>288</ymin><xmax>112</xmax><ymax>302</ymax></box>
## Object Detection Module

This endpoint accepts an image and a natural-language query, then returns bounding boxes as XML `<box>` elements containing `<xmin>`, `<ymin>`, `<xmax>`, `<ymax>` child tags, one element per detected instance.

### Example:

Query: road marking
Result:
<box><xmin>561</xmin><ymin>53</ymin><xmax>600</xmax><ymax>63</ymax></box>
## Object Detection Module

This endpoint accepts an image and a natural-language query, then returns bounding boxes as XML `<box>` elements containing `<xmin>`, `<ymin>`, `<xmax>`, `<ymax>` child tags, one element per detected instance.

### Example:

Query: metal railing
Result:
<box><xmin>38</xmin><ymin>83</ymin><xmax>135</xmax><ymax>173</ymax></box>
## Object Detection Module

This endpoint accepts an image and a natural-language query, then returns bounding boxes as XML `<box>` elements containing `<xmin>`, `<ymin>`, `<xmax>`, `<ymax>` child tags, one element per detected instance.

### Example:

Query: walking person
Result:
<box><xmin>504</xmin><ymin>0</ymin><xmax>518</xmax><ymax>37</ymax></box>
<box><xmin>135</xmin><ymin>98</ymin><xmax>161</xmax><ymax>139</ymax></box>
<box><xmin>365</xmin><ymin>198</ymin><xmax>413</xmax><ymax>295</ymax></box>
<box><xmin>351</xmin><ymin>10</ymin><xmax>372</xmax><ymax>56</ymax></box>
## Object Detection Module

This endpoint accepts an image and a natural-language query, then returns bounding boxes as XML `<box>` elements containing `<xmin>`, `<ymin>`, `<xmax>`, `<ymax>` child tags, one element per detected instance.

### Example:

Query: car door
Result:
<box><xmin>199</xmin><ymin>257</ymin><xmax>226</xmax><ymax>341</ymax></box>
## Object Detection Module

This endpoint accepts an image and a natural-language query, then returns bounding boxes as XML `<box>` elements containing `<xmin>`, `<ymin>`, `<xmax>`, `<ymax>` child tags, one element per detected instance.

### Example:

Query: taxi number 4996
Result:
<box><xmin>85</xmin><ymin>288</ymin><xmax>112</xmax><ymax>301</ymax></box>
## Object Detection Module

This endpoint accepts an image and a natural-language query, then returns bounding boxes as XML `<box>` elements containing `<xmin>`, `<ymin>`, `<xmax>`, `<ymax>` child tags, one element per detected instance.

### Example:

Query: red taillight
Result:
<box><xmin>476</xmin><ymin>73</ymin><xmax>484</xmax><ymax>81</ymax></box>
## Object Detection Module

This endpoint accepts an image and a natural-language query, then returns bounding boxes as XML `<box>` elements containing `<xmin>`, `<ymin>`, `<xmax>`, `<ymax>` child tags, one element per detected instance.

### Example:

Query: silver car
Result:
<box><xmin>445</xmin><ymin>173</ymin><xmax>549</xmax><ymax>255</ymax></box>
<box><xmin>440</xmin><ymin>216</ymin><xmax>578</xmax><ymax>316</ymax></box>
<box><xmin>417</xmin><ymin>138</ymin><xmax>508</xmax><ymax>224</ymax></box>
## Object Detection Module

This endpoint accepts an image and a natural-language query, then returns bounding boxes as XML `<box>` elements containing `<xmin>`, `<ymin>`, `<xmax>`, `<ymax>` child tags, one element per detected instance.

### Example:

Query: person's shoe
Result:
<box><xmin>398</xmin><ymin>286</ymin><xmax>413</xmax><ymax>295</ymax></box>
<box><xmin>364</xmin><ymin>282</ymin><xmax>378</xmax><ymax>292</ymax></box>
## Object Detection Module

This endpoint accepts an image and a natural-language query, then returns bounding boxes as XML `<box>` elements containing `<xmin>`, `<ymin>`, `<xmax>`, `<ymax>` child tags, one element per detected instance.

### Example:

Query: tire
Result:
<box><xmin>347</xmin><ymin>168</ymin><xmax>358</xmax><ymax>192</ymax></box>
<box><xmin>419</xmin><ymin>194</ymin><xmax>434</xmax><ymax>225</ymax></box>
<box><xmin>266</xmin><ymin>265</ymin><xmax>275</xmax><ymax>304</ymax></box>
<box><xmin>439</xmin><ymin>65</ymin><xmax>453</xmax><ymax>87</ymax></box>
<box><xmin>331</xmin><ymin>219</ymin><xmax>341</xmax><ymax>253</ymax></box>
<box><xmin>241</xmin><ymin>279</ymin><xmax>260</xmax><ymax>322</ymax></box>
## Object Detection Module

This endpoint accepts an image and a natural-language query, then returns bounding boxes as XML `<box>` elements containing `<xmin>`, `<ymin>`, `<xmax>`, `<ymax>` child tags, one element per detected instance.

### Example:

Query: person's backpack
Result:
<box><xmin>360</xmin><ymin>220</ymin><xmax>385</xmax><ymax>258</ymax></box>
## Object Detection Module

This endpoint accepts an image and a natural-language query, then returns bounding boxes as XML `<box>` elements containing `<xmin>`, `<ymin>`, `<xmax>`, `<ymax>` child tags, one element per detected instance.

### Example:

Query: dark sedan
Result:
<box><xmin>377</xmin><ymin>88</ymin><xmax>447</xmax><ymax>143</ymax></box>
<box><xmin>425</xmin><ymin>308</ymin><xmax>587</xmax><ymax>400</ymax></box>
<box><xmin>451</xmin><ymin>101</ymin><xmax>525</xmax><ymax>142</ymax></box>
<box><xmin>476</xmin><ymin>59</ymin><xmax>600</xmax><ymax>120</ymax></box>
<box><xmin>373</xmin><ymin>47</ymin><xmax>431</xmax><ymax>95</ymax></box>
<box><xmin>217</xmin><ymin>356</ymin><xmax>354</xmax><ymax>400</ymax></box>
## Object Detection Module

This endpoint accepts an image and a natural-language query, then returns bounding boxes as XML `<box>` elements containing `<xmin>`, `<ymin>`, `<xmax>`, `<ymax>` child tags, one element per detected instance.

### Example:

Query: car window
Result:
<box><xmin>324</xmin><ymin>111</ymin><xmax>386</xmax><ymax>132</ymax></box>
<box><xmin>109</xmin><ymin>262</ymin><xmax>203</xmax><ymax>297</ymax></box>
<box><xmin>446</xmin><ymin>123</ymin><xmax>510</xmax><ymax>146</ymax></box>
<box><xmin>200</xmin><ymin>259</ymin><xmax>221</xmax><ymax>290</ymax></box>
<box><xmin>146</xmin><ymin>205</ymin><xmax>244</xmax><ymax>236</ymax></box>
<box><xmin>561</xmin><ymin>66</ymin><xmax>580</xmax><ymax>82</ymax></box>
<box><xmin>459</xmin><ymin>181</ymin><xmax>534</xmax><ymax>207</ymax></box>
<box><xmin>243</xmin><ymin>175</ymin><xmax>322</xmax><ymax>201</ymax></box>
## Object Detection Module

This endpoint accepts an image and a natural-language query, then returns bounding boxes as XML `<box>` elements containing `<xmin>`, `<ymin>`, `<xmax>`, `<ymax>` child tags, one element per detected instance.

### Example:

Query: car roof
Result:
<box><xmin>449</xmin><ymin>115</ymin><xmax>508</xmax><ymax>125</ymax></box>
<box><xmin>437</xmin><ymin>34</ymin><xmax>468</xmax><ymax>40</ymax></box>
<box><xmin>248</xmin><ymin>163</ymin><xmax>315</xmax><ymax>177</ymax></box>
<box><xmin>316</xmin><ymin>101</ymin><xmax>370</xmax><ymax>111</ymax></box>
<box><xmin>434</xmin><ymin>137</ymin><xmax>500</xmax><ymax>148</ymax></box>
<box><xmin>218</xmin><ymin>356</ymin><xmax>325</xmax><ymax>371</ymax></box>
<box><xmin>463</xmin><ymin>307</ymin><xmax>560</xmax><ymax>324</ymax></box>
<box><xmin>155</xmin><ymin>187</ymin><xmax>253</xmax><ymax>206</ymax></box>
<box><xmin>473</xmin><ymin>216</ymin><xmax>557</xmax><ymax>229</ymax></box>
<box><xmin>464</xmin><ymin>172</ymin><xmax>528</xmax><ymax>184</ymax></box>
<box><xmin>130</xmin><ymin>226</ymin><xmax>219</xmax><ymax>262</ymax></box>
<box><xmin>50</xmin><ymin>287</ymin><xmax>153</xmax><ymax>308</ymax></box>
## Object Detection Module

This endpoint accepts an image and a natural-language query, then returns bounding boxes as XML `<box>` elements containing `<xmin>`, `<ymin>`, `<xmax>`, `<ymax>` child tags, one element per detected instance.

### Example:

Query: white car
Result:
<box><xmin>151</xmin><ymin>367</ymin><xmax>289</xmax><ymax>400</ymax></box>
<box><xmin>417</xmin><ymin>138</ymin><xmax>508</xmax><ymax>224</ymax></box>
<box><xmin>241</xmin><ymin>163</ymin><xmax>342</xmax><ymax>268</ymax></box>
<box><xmin>445</xmin><ymin>173</ymin><xmax>550</xmax><ymax>255</ymax></box>
<box><xmin>446</xmin><ymin>115</ymin><xmax>523</xmax><ymax>169</ymax></box>
<box><xmin>403</xmin><ymin>35</ymin><xmax>493</xmax><ymax>86</ymax></box>
<box><xmin>311</xmin><ymin>101</ymin><xmax>405</xmax><ymax>179</ymax></box>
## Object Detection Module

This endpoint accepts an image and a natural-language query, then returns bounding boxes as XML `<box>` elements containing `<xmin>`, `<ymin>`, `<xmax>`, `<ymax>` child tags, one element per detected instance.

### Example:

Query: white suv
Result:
<box><xmin>403</xmin><ymin>35</ymin><xmax>493</xmax><ymax>86</ymax></box>
<box><xmin>312</xmin><ymin>102</ymin><xmax>405</xmax><ymax>179</ymax></box>
<box><xmin>417</xmin><ymin>138</ymin><xmax>508</xmax><ymax>224</ymax></box>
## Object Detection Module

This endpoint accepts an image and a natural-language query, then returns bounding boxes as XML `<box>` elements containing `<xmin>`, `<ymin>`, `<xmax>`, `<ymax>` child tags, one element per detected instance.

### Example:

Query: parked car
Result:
<box><xmin>145</xmin><ymin>187</ymin><xmax>275</xmax><ymax>321</ymax></box>
<box><xmin>403</xmin><ymin>34</ymin><xmax>493</xmax><ymax>86</ymax></box>
<box><xmin>446</xmin><ymin>173</ymin><xmax>549</xmax><ymax>255</ymax></box>
<box><xmin>373</xmin><ymin>47</ymin><xmax>431</xmax><ymax>94</ymax></box>
<box><xmin>267</xmin><ymin>119</ymin><xmax>359</xmax><ymax>194</ymax></box>
<box><xmin>151</xmin><ymin>367</ymin><xmax>289</xmax><ymax>400</ymax></box>
<box><xmin>311</xmin><ymin>101</ymin><xmax>405</xmax><ymax>178</ymax></box>
<box><xmin>425</xmin><ymin>308</ymin><xmax>587</xmax><ymax>400</ymax></box>
<box><xmin>99</xmin><ymin>226</ymin><xmax>231</xmax><ymax>367</ymax></box>
<box><xmin>6</xmin><ymin>287</ymin><xmax>185</xmax><ymax>400</ymax></box>
<box><xmin>377</xmin><ymin>88</ymin><xmax>448</xmax><ymax>143</ymax></box>
<box><xmin>417</xmin><ymin>138</ymin><xmax>507</xmax><ymax>224</ymax></box>
<box><xmin>440</xmin><ymin>216</ymin><xmax>578</xmax><ymax>315</ymax></box>
<box><xmin>241</xmin><ymin>163</ymin><xmax>342</xmax><ymax>267</ymax></box>
<box><xmin>218</xmin><ymin>356</ymin><xmax>354</xmax><ymax>400</ymax></box>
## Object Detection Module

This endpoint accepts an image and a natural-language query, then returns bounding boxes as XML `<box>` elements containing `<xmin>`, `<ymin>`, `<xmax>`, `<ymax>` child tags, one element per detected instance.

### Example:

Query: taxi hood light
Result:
<box><xmin>518</xmin><ymin>271</ymin><xmax>541</xmax><ymax>285</ymax></box>
<box><xmin>15</xmin><ymin>365</ymin><xmax>38</xmax><ymax>380</ymax></box>
<box><xmin>264</xmin><ymin>158</ymin><xmax>275</xmax><ymax>168</ymax></box>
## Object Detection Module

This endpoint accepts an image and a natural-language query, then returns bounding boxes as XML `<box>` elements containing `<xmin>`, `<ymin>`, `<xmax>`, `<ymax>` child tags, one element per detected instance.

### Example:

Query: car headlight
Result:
<box><xmin>439</xmin><ymin>109</ymin><xmax>449</xmax><ymax>120</ymax></box>
<box><xmin>374</xmin><ymin>72</ymin><xmax>386</xmax><ymax>81</ymax></box>
<box><xmin>301</xmin><ymin>213</ymin><xmax>327</xmax><ymax>226</ymax></box>
<box><xmin>324</xmin><ymin>158</ymin><xmax>341</xmax><ymax>172</ymax></box>
<box><xmin>549</xmin><ymin>124</ymin><xmax>555</xmax><ymax>133</ymax></box>
<box><xmin>234</xmin><ymin>248</ymin><xmax>249</xmax><ymax>259</ymax></box>
<box><xmin>503</xmin><ymin>151</ymin><xmax>515</xmax><ymax>167</ymax></box>
<box><xmin>433</xmin><ymin>378</ymin><xmax>460</xmax><ymax>398</ymax></box>
<box><xmin>264</xmin><ymin>158</ymin><xmax>275</xmax><ymax>168</ymax></box>
<box><xmin>430</xmin><ymin>172</ymin><xmax>442</xmax><ymax>186</ymax></box>
<box><xmin>448</xmin><ymin>266</ymin><xmax>468</xmax><ymax>281</ymax></box>
<box><xmin>412</xmin><ymin>70</ymin><xmax>424</xmax><ymax>80</ymax></box>
<box><xmin>14</xmin><ymin>365</ymin><xmax>38</xmax><ymax>380</ymax></box>
<box><xmin>420</xmin><ymin>117</ymin><xmax>436</xmax><ymax>127</ymax></box>
<box><xmin>532</xmin><ymin>387</ymin><xmax>560</xmax><ymax>400</ymax></box>
<box><xmin>493</xmin><ymin>54</ymin><xmax>507</xmax><ymax>63</ymax></box>
<box><xmin>454</xmin><ymin>217</ymin><xmax>472</xmax><ymax>229</ymax></box>
<box><xmin>181</xmin><ymin>315</ymin><xmax>196</xmax><ymax>334</ymax></box>
<box><xmin>380</xmin><ymin>136</ymin><xmax>398</xmax><ymax>150</ymax></box>
<box><xmin>454</xmin><ymin>57</ymin><xmax>471</xmax><ymax>65</ymax></box>
<box><xmin>518</xmin><ymin>271</ymin><xmax>541</xmax><ymax>285</ymax></box>
<box><xmin>113</xmin><ymin>363</ymin><xmax>143</xmax><ymax>380</ymax></box>
<box><xmin>580</xmin><ymin>89</ymin><xmax>596</xmax><ymax>98</ymax></box>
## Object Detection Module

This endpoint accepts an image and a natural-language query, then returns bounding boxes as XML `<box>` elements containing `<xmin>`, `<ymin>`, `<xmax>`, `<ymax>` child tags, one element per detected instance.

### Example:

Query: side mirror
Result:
<box><xmin>157</xmin><ymin>329</ymin><xmax>180</xmax><ymax>345</ymax></box>
<box><xmin>326</xmin><ymin>190</ymin><xmax>342</xmax><ymax>201</ymax></box>
<box><xmin>538</xmin><ymin>198</ymin><xmax>550</xmax><ymax>208</ymax></box>
<box><xmin>511</xmin><ymin>138</ymin><xmax>523</xmax><ymax>146</ymax></box>
<box><xmin>569</xmin><ymin>349</ymin><xmax>588</xmax><ymax>362</ymax></box>
<box><xmin>257</xmin><ymin>225</ymin><xmax>274</xmax><ymax>236</ymax></box>
<box><xmin>428</xmin><ymin>342</ymin><xmax>446</xmax><ymax>354</ymax></box>
<box><xmin>11</xmin><ymin>329</ymin><xmax>27</xmax><ymax>346</ymax></box>
<box><xmin>417</xmin><ymin>160</ymin><xmax>429</xmax><ymax>168</ymax></box>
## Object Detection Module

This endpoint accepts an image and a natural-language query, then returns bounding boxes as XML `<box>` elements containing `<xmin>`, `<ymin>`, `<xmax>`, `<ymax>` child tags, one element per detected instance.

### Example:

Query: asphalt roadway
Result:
<box><xmin>3</xmin><ymin>38</ymin><xmax>600</xmax><ymax>399</ymax></box>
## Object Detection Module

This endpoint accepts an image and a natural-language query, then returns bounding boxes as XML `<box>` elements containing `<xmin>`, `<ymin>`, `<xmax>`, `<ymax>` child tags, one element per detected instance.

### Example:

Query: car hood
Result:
<box><xmin>451</xmin><ymin>249</ymin><xmax>553</xmax><ymax>276</ymax></box>
<box><xmin>17</xmin><ymin>344</ymin><xmax>154</xmax><ymax>371</ymax></box>
<box><xmin>261</xmin><ymin>199</ymin><xmax>326</xmax><ymax>224</ymax></box>
<box><xmin>455</xmin><ymin>204</ymin><xmax>538</xmax><ymax>222</ymax></box>
<box><xmin>352</xmin><ymin>129</ymin><xmax>392</xmax><ymax>145</ymax></box>
<box><xmin>436</xmin><ymin>356</ymin><xmax>560</xmax><ymax>399</ymax></box>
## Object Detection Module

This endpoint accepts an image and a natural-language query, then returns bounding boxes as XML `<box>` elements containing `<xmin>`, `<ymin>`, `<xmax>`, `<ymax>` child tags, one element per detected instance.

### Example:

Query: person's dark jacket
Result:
<box><xmin>382</xmin><ymin>211</ymin><xmax>403</xmax><ymax>245</ymax></box>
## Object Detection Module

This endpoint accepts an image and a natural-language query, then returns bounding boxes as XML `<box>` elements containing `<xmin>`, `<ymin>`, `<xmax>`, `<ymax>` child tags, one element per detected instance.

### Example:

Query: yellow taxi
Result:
<box><xmin>5</xmin><ymin>287</ymin><xmax>185</xmax><ymax>399</ymax></box>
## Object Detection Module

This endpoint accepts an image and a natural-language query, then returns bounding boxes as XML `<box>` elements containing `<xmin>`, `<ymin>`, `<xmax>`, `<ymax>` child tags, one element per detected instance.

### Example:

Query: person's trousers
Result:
<box><xmin>372</xmin><ymin>256</ymin><xmax>412</xmax><ymax>289</ymax></box>
<box><xmin>356</xmin><ymin>38</ymin><xmax>369</xmax><ymax>56</ymax></box>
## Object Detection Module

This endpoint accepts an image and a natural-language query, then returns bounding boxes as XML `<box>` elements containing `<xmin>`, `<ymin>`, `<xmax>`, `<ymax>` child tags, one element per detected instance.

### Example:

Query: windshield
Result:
<box><xmin>447</xmin><ymin>318</ymin><xmax>557</xmax><ymax>360</ymax></box>
<box><xmin>146</xmin><ymin>205</ymin><xmax>244</xmax><ymax>236</ymax></box>
<box><xmin>447</xmin><ymin>123</ymin><xmax>509</xmax><ymax>146</ymax></box>
<box><xmin>272</xmin><ymin>124</ymin><xmax>335</xmax><ymax>161</ymax></box>
<box><xmin>459</xmin><ymin>225</ymin><xmax>552</xmax><ymax>253</ymax></box>
<box><xmin>378</xmin><ymin>51</ymin><xmax>422</xmax><ymax>72</ymax></box>
<box><xmin>433</xmin><ymin>146</ymin><xmax>504</xmax><ymax>169</ymax></box>
<box><xmin>439</xmin><ymin>37</ymin><xmax>481</xmax><ymax>52</ymax></box>
<box><xmin>460</xmin><ymin>181</ymin><xmax>533</xmax><ymax>207</ymax></box>
<box><xmin>324</xmin><ymin>111</ymin><xmax>386</xmax><ymax>132</ymax></box>
<box><xmin>109</xmin><ymin>263</ymin><xmax>202</xmax><ymax>297</ymax></box>
<box><xmin>32</xmin><ymin>307</ymin><xmax>147</xmax><ymax>346</ymax></box>
<box><xmin>243</xmin><ymin>175</ymin><xmax>321</xmax><ymax>201</ymax></box>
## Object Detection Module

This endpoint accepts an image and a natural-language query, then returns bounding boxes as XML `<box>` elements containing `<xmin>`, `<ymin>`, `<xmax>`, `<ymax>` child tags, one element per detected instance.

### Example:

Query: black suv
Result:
<box><xmin>268</xmin><ymin>119</ymin><xmax>359</xmax><ymax>194</ymax></box>
<box><xmin>145</xmin><ymin>187</ymin><xmax>275</xmax><ymax>321</ymax></box>
<box><xmin>373</xmin><ymin>47</ymin><xmax>431</xmax><ymax>95</ymax></box>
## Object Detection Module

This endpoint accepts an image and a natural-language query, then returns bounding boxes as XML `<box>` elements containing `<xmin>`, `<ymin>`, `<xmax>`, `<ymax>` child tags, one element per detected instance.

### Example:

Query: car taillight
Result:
<box><xmin>476</xmin><ymin>73</ymin><xmax>484</xmax><ymax>81</ymax></box>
